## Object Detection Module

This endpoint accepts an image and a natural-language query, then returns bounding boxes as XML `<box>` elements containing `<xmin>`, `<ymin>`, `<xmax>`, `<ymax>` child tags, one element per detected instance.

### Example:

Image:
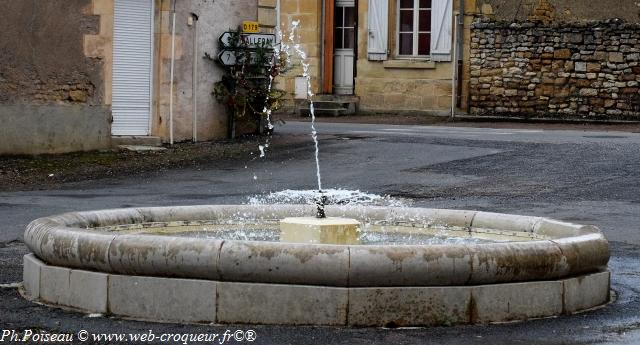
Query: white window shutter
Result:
<box><xmin>431</xmin><ymin>0</ymin><xmax>452</xmax><ymax>62</ymax></box>
<box><xmin>367</xmin><ymin>0</ymin><xmax>388</xmax><ymax>60</ymax></box>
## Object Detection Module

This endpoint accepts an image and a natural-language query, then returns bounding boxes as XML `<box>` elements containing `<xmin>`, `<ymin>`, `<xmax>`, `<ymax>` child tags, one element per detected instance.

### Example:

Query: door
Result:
<box><xmin>333</xmin><ymin>0</ymin><xmax>356</xmax><ymax>95</ymax></box>
<box><xmin>112</xmin><ymin>0</ymin><xmax>154</xmax><ymax>136</ymax></box>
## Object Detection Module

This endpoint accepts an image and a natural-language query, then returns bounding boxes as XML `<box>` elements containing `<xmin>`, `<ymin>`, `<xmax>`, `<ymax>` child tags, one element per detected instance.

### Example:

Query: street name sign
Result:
<box><xmin>219</xmin><ymin>32</ymin><xmax>276</xmax><ymax>49</ymax></box>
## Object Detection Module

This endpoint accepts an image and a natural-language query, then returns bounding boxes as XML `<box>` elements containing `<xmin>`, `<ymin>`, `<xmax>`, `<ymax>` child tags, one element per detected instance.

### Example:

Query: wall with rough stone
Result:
<box><xmin>469</xmin><ymin>19</ymin><xmax>640</xmax><ymax>119</ymax></box>
<box><xmin>0</xmin><ymin>0</ymin><xmax>111</xmax><ymax>154</ymax></box>
<box><xmin>0</xmin><ymin>0</ymin><xmax>103</xmax><ymax>105</ymax></box>
<box><xmin>476</xmin><ymin>0</ymin><xmax>640</xmax><ymax>24</ymax></box>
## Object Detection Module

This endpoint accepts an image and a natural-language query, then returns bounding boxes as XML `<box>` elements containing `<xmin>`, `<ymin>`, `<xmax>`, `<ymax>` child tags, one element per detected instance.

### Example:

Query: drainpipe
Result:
<box><xmin>459</xmin><ymin>0</ymin><xmax>466</xmax><ymax>114</ymax></box>
<box><xmin>451</xmin><ymin>12</ymin><xmax>459</xmax><ymax>120</ymax></box>
<box><xmin>191</xmin><ymin>13</ymin><xmax>199</xmax><ymax>142</ymax></box>
<box><xmin>276</xmin><ymin>0</ymin><xmax>281</xmax><ymax>34</ymax></box>
<box><xmin>320</xmin><ymin>0</ymin><xmax>325</xmax><ymax>93</ymax></box>
<box><xmin>168</xmin><ymin>0</ymin><xmax>177</xmax><ymax>145</ymax></box>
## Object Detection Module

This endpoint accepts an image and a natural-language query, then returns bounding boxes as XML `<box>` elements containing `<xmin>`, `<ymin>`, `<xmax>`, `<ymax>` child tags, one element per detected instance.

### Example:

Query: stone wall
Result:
<box><xmin>0</xmin><ymin>0</ymin><xmax>103</xmax><ymax>105</ymax></box>
<box><xmin>476</xmin><ymin>0</ymin><xmax>640</xmax><ymax>24</ymax></box>
<box><xmin>469</xmin><ymin>19</ymin><xmax>640</xmax><ymax>119</ymax></box>
<box><xmin>0</xmin><ymin>0</ymin><xmax>112</xmax><ymax>154</ymax></box>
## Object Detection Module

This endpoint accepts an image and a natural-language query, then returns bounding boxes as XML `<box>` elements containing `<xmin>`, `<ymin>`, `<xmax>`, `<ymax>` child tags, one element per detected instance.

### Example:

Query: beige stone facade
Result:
<box><xmin>84</xmin><ymin>0</ymin><xmax>259</xmax><ymax>143</ymax></box>
<box><xmin>274</xmin><ymin>0</ymin><xmax>466</xmax><ymax>115</ymax></box>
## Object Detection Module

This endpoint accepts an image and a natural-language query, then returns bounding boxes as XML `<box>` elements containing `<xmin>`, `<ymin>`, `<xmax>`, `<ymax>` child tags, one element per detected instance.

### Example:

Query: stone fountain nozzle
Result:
<box><xmin>316</xmin><ymin>191</ymin><xmax>327</xmax><ymax>218</ymax></box>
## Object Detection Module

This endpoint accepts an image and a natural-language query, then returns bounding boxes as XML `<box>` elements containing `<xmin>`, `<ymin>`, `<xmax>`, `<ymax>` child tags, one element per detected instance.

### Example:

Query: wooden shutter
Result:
<box><xmin>431</xmin><ymin>0</ymin><xmax>452</xmax><ymax>62</ymax></box>
<box><xmin>367</xmin><ymin>0</ymin><xmax>388</xmax><ymax>60</ymax></box>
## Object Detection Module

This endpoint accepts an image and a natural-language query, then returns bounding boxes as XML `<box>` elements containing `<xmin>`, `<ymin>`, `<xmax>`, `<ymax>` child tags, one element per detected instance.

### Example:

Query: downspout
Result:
<box><xmin>451</xmin><ymin>12</ymin><xmax>458</xmax><ymax>120</ymax></box>
<box><xmin>320</xmin><ymin>0</ymin><xmax>325</xmax><ymax>93</ymax></box>
<box><xmin>277</xmin><ymin>0</ymin><xmax>281</xmax><ymax>34</ymax></box>
<box><xmin>452</xmin><ymin>0</ymin><xmax>465</xmax><ymax>120</ymax></box>
<box><xmin>191</xmin><ymin>13</ymin><xmax>199</xmax><ymax>142</ymax></box>
<box><xmin>168</xmin><ymin>0</ymin><xmax>177</xmax><ymax>145</ymax></box>
<box><xmin>459</xmin><ymin>0</ymin><xmax>466</xmax><ymax>113</ymax></box>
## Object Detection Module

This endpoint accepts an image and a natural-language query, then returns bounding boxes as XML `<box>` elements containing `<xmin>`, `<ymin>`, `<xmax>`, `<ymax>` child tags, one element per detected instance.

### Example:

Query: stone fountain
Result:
<box><xmin>22</xmin><ymin>204</ymin><xmax>610</xmax><ymax>326</ymax></box>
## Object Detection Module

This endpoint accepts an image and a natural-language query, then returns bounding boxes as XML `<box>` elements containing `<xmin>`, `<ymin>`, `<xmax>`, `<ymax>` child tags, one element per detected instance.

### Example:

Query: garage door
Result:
<box><xmin>112</xmin><ymin>0</ymin><xmax>154</xmax><ymax>136</ymax></box>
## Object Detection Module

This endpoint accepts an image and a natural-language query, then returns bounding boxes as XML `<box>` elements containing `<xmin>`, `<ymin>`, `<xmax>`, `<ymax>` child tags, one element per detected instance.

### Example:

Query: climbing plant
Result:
<box><xmin>208</xmin><ymin>28</ymin><xmax>288</xmax><ymax>138</ymax></box>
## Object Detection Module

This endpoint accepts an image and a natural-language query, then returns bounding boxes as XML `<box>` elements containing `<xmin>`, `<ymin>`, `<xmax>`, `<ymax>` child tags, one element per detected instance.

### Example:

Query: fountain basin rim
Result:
<box><xmin>24</xmin><ymin>204</ymin><xmax>610</xmax><ymax>287</ymax></box>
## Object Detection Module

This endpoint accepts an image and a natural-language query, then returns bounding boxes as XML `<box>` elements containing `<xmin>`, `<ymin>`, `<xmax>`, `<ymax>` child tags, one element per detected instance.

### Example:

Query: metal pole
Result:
<box><xmin>168</xmin><ymin>1</ymin><xmax>177</xmax><ymax>145</ymax></box>
<box><xmin>451</xmin><ymin>12</ymin><xmax>458</xmax><ymax>120</ymax></box>
<box><xmin>192</xmin><ymin>13</ymin><xmax>199</xmax><ymax>142</ymax></box>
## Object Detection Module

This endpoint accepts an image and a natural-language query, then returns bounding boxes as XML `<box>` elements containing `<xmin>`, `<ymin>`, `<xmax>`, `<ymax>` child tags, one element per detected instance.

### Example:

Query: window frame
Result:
<box><xmin>395</xmin><ymin>0</ymin><xmax>432</xmax><ymax>58</ymax></box>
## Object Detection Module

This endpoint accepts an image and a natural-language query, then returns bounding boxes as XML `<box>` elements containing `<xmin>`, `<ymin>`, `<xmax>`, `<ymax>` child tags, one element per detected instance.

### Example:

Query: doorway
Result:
<box><xmin>331</xmin><ymin>0</ymin><xmax>357</xmax><ymax>95</ymax></box>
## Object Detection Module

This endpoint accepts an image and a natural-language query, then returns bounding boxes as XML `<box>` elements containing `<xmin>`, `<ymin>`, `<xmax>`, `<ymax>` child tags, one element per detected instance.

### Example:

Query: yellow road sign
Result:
<box><xmin>242</xmin><ymin>21</ymin><xmax>260</xmax><ymax>33</ymax></box>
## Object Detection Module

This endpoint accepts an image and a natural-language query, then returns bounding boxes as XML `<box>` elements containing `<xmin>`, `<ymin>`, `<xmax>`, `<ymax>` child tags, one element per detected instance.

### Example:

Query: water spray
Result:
<box><xmin>315</xmin><ymin>191</ymin><xmax>327</xmax><ymax>219</ymax></box>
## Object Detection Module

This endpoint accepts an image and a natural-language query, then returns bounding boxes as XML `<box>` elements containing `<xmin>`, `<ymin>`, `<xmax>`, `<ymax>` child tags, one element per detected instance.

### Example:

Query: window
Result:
<box><xmin>397</xmin><ymin>0</ymin><xmax>431</xmax><ymax>57</ymax></box>
<box><xmin>335</xmin><ymin>6</ymin><xmax>356</xmax><ymax>49</ymax></box>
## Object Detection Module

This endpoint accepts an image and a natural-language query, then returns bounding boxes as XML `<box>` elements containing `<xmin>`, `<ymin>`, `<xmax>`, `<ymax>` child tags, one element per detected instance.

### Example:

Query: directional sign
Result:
<box><xmin>217</xmin><ymin>49</ymin><xmax>274</xmax><ymax>67</ymax></box>
<box><xmin>218</xmin><ymin>50</ymin><xmax>239</xmax><ymax>66</ymax></box>
<box><xmin>219</xmin><ymin>32</ymin><xmax>276</xmax><ymax>49</ymax></box>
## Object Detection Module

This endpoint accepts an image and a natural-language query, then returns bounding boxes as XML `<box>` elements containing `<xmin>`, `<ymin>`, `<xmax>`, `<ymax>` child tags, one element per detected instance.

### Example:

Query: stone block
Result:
<box><xmin>22</xmin><ymin>254</ymin><xmax>43</xmax><ymax>300</ymax></box>
<box><xmin>564</xmin><ymin>271</ymin><xmax>610</xmax><ymax>314</ymax></box>
<box><xmin>551</xmin><ymin>234</ymin><xmax>610</xmax><ymax>276</ymax></box>
<box><xmin>575</xmin><ymin>62</ymin><xmax>587</xmax><ymax>72</ymax></box>
<box><xmin>39</xmin><ymin>265</ymin><xmax>70</xmax><ymax>306</ymax></box>
<box><xmin>472</xmin><ymin>281</ymin><xmax>563</xmax><ymax>323</ymax></box>
<box><xmin>280</xmin><ymin>217</ymin><xmax>360</xmax><ymax>245</ymax></box>
<box><xmin>92</xmin><ymin>0</ymin><xmax>113</xmax><ymax>15</ymax></box>
<box><xmin>84</xmin><ymin>35</ymin><xmax>111</xmax><ymax>58</ymax></box>
<box><xmin>108</xmin><ymin>275</ymin><xmax>216</xmax><ymax>323</ymax></box>
<box><xmin>109</xmin><ymin>235</ymin><xmax>222</xmax><ymax>280</ymax></box>
<box><xmin>68</xmin><ymin>270</ymin><xmax>108</xmax><ymax>313</ymax></box>
<box><xmin>258</xmin><ymin>0</ymin><xmax>277</xmax><ymax>7</ymax></box>
<box><xmin>219</xmin><ymin>241</ymin><xmax>349</xmax><ymax>286</ymax></box>
<box><xmin>472</xmin><ymin>212</ymin><xmax>540</xmax><ymax>233</ymax></box>
<box><xmin>299</xmin><ymin>0</ymin><xmax>319</xmax><ymax>13</ymax></box>
<box><xmin>580</xmin><ymin>88</ymin><xmax>598</xmax><ymax>97</ymax></box>
<box><xmin>280</xmin><ymin>0</ymin><xmax>297</xmax><ymax>13</ymax></box>
<box><xmin>349</xmin><ymin>245</ymin><xmax>472</xmax><ymax>287</ymax></box>
<box><xmin>348</xmin><ymin>287</ymin><xmax>471</xmax><ymax>327</ymax></box>
<box><xmin>609</xmin><ymin>52</ymin><xmax>624</xmax><ymax>63</ymax></box>
<box><xmin>554</xmin><ymin>49</ymin><xmax>572</xmax><ymax>59</ymax></box>
<box><xmin>533</xmin><ymin>219</ymin><xmax>597</xmax><ymax>238</ymax></box>
<box><xmin>468</xmin><ymin>241</ymin><xmax>567</xmax><ymax>284</ymax></box>
<box><xmin>587</xmin><ymin>62</ymin><xmax>602</xmax><ymax>72</ymax></box>
<box><xmin>258</xmin><ymin>7</ymin><xmax>277</xmax><ymax>27</ymax></box>
<box><xmin>217</xmin><ymin>282</ymin><xmax>347</xmax><ymax>325</ymax></box>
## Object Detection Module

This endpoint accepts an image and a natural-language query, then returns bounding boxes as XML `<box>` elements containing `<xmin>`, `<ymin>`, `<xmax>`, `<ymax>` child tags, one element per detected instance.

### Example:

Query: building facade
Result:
<box><xmin>276</xmin><ymin>0</ymin><xmax>462</xmax><ymax>115</ymax></box>
<box><xmin>2</xmin><ymin>0</ymin><xmax>639</xmax><ymax>155</ymax></box>
<box><xmin>0</xmin><ymin>0</ymin><xmax>259</xmax><ymax>154</ymax></box>
<box><xmin>275</xmin><ymin>0</ymin><xmax>640</xmax><ymax>119</ymax></box>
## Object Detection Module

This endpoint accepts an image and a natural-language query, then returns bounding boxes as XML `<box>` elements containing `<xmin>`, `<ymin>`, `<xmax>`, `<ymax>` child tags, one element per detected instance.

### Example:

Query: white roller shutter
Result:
<box><xmin>112</xmin><ymin>0</ymin><xmax>153</xmax><ymax>136</ymax></box>
<box><xmin>431</xmin><ymin>0</ymin><xmax>452</xmax><ymax>61</ymax></box>
<box><xmin>367</xmin><ymin>0</ymin><xmax>388</xmax><ymax>60</ymax></box>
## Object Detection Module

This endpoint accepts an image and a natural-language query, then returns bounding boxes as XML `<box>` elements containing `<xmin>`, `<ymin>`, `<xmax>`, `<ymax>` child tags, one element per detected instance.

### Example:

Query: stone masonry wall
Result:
<box><xmin>0</xmin><ymin>0</ymin><xmax>103</xmax><ymax>105</ymax></box>
<box><xmin>469</xmin><ymin>19</ymin><xmax>640</xmax><ymax>119</ymax></box>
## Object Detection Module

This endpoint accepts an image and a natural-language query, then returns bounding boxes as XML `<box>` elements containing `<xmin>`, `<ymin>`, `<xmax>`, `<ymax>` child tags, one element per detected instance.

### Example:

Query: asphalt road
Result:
<box><xmin>1</xmin><ymin>121</ymin><xmax>639</xmax><ymax>344</ymax></box>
